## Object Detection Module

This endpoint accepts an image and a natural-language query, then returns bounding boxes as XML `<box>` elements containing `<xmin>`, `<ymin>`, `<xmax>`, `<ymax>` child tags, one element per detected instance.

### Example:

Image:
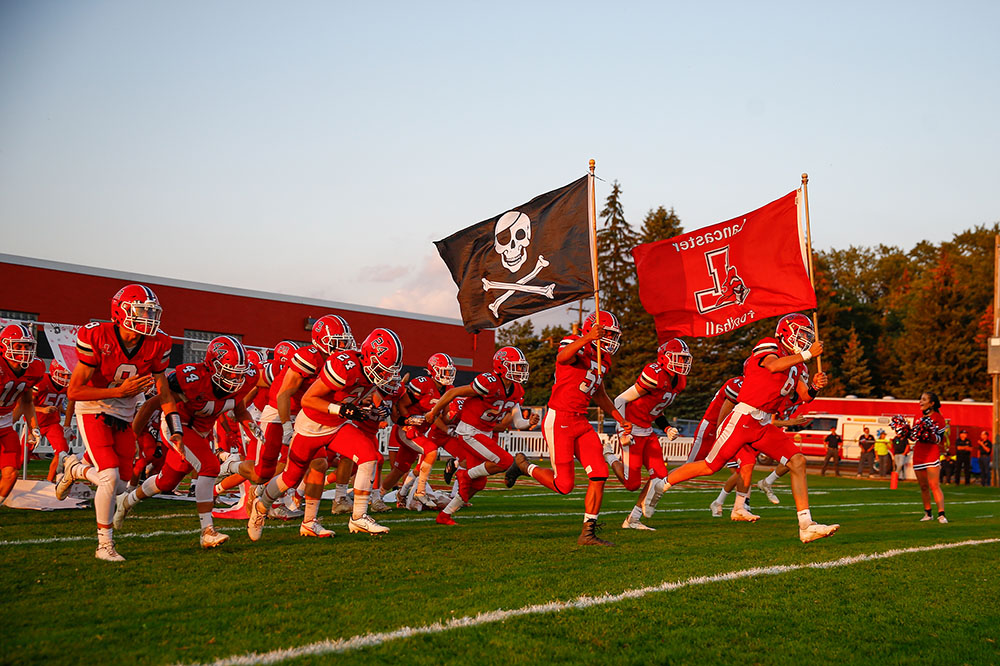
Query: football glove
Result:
<box><xmin>338</xmin><ymin>403</ymin><xmax>365</xmax><ymax>422</ymax></box>
<box><xmin>281</xmin><ymin>421</ymin><xmax>294</xmax><ymax>445</ymax></box>
<box><xmin>365</xmin><ymin>404</ymin><xmax>391</xmax><ymax>422</ymax></box>
<box><xmin>246</xmin><ymin>421</ymin><xmax>264</xmax><ymax>442</ymax></box>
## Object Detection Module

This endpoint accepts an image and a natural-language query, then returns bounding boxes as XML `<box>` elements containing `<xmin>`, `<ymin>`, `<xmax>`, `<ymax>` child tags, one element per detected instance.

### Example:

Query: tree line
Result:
<box><xmin>498</xmin><ymin>182</ymin><xmax>998</xmax><ymax>421</ymax></box>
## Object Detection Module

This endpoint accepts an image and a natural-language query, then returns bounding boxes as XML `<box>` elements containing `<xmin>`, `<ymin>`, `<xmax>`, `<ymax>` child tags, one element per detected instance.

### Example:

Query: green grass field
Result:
<box><xmin>2</xmin><ymin>462</ymin><xmax>998</xmax><ymax>666</ymax></box>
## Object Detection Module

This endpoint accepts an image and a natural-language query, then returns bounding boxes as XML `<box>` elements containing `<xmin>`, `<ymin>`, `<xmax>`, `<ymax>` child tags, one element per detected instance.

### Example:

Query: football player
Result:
<box><xmin>248</xmin><ymin>328</ymin><xmax>404</xmax><ymax>540</ymax></box>
<box><xmin>505</xmin><ymin>311</ymin><xmax>633</xmax><ymax>546</ymax></box>
<box><xmin>652</xmin><ymin>313</ymin><xmax>838</xmax><ymax>543</ymax></box>
<box><xmin>30</xmin><ymin>360</ymin><xmax>74</xmax><ymax>483</ymax></box>
<box><xmin>890</xmin><ymin>391</ymin><xmax>947</xmax><ymax>523</ymax></box>
<box><xmin>116</xmin><ymin>336</ymin><xmax>258</xmax><ymax>549</ymax></box>
<box><xmin>55</xmin><ymin>285</ymin><xmax>181</xmax><ymax>561</ymax></box>
<box><xmin>0</xmin><ymin>324</ymin><xmax>45</xmax><ymax>506</ymax></box>
<box><xmin>606</xmin><ymin>339</ymin><xmax>691</xmax><ymax>531</ymax></box>
<box><xmin>424</xmin><ymin>346</ymin><xmax>538</xmax><ymax>525</ymax></box>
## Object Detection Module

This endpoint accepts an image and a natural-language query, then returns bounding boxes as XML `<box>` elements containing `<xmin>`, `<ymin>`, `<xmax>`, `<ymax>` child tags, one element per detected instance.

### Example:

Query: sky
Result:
<box><xmin>1</xmin><ymin>1</ymin><xmax>998</xmax><ymax>330</ymax></box>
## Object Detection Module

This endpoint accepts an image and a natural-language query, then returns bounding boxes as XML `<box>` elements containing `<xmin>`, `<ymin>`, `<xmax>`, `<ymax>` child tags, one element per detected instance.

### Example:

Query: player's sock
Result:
<box><xmin>583</xmin><ymin>512</ymin><xmax>598</xmax><ymax>523</ymax></box>
<box><xmin>925</xmin><ymin>508</ymin><xmax>933</xmax><ymax>517</ymax></box>
<box><xmin>443</xmin><ymin>494</ymin><xmax>463</xmax><ymax>516</ymax></box>
<box><xmin>467</xmin><ymin>463</ymin><xmax>489</xmax><ymax>480</ymax></box>
<box><xmin>734</xmin><ymin>492</ymin><xmax>749</xmax><ymax>510</ymax></box>
<box><xmin>450</xmin><ymin>479</ymin><xmax>459</xmax><ymax>497</ymax></box>
<box><xmin>715</xmin><ymin>488</ymin><xmax>730</xmax><ymax>504</ymax></box>
<box><xmin>352</xmin><ymin>461</ymin><xmax>376</xmax><ymax>519</ymax></box>
<box><xmin>371</xmin><ymin>486</ymin><xmax>382</xmax><ymax>502</ymax></box>
<box><xmin>97</xmin><ymin>526</ymin><xmax>114</xmax><ymax>546</ymax></box>
<box><xmin>260</xmin><ymin>478</ymin><xmax>286</xmax><ymax>507</ymax></box>
<box><xmin>764</xmin><ymin>470</ymin><xmax>781</xmax><ymax>485</ymax></box>
<box><xmin>937</xmin><ymin>510</ymin><xmax>946</xmax><ymax>517</ymax></box>
<box><xmin>334</xmin><ymin>484</ymin><xmax>348</xmax><ymax>501</ymax></box>
<box><xmin>400</xmin><ymin>473</ymin><xmax>415</xmax><ymax>498</ymax></box>
<box><xmin>796</xmin><ymin>508</ymin><xmax>813</xmax><ymax>529</ymax></box>
<box><xmin>603</xmin><ymin>451</ymin><xmax>617</xmax><ymax>466</ymax></box>
<box><xmin>303</xmin><ymin>498</ymin><xmax>320</xmax><ymax>523</ymax></box>
<box><xmin>527</xmin><ymin>463</ymin><xmax>538</xmax><ymax>476</ymax></box>
<box><xmin>416</xmin><ymin>458</ymin><xmax>434</xmax><ymax>494</ymax></box>
<box><xmin>628</xmin><ymin>505</ymin><xmax>642</xmax><ymax>523</ymax></box>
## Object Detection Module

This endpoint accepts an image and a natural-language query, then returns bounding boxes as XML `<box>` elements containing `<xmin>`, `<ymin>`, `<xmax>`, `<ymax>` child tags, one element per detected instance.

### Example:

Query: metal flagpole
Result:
<box><xmin>589</xmin><ymin>159</ymin><xmax>603</xmax><ymax>375</ymax></box>
<box><xmin>800</xmin><ymin>173</ymin><xmax>823</xmax><ymax>375</ymax></box>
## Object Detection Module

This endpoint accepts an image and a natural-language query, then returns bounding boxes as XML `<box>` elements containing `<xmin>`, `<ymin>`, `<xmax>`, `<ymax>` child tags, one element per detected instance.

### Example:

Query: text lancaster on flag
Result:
<box><xmin>435</xmin><ymin>175</ymin><xmax>594</xmax><ymax>333</ymax></box>
<box><xmin>632</xmin><ymin>190</ymin><xmax>816</xmax><ymax>339</ymax></box>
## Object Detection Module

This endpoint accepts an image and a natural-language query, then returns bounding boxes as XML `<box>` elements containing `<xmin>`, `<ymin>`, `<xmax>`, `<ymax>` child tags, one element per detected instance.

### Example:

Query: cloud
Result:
<box><xmin>377</xmin><ymin>254</ymin><xmax>461</xmax><ymax>319</ymax></box>
<box><xmin>358</xmin><ymin>264</ymin><xmax>411</xmax><ymax>283</ymax></box>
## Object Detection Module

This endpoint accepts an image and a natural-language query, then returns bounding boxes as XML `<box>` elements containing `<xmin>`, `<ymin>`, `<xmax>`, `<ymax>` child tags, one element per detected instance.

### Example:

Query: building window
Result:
<box><xmin>182</xmin><ymin>330</ymin><xmax>243</xmax><ymax>364</ymax></box>
<box><xmin>0</xmin><ymin>310</ymin><xmax>38</xmax><ymax>327</ymax></box>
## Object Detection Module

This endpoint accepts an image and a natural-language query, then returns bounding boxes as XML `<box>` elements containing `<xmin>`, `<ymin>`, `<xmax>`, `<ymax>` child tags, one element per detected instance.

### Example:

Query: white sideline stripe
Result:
<box><xmin>187</xmin><ymin>537</ymin><xmax>1000</xmax><ymax>666</ymax></box>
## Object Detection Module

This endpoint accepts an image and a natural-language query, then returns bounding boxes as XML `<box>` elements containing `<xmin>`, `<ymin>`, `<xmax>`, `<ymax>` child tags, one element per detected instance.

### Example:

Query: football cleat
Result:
<box><xmin>577</xmin><ymin>519</ymin><xmax>615</xmax><ymax>546</ymax></box>
<box><xmin>757</xmin><ymin>479</ymin><xmax>780</xmax><ymax>504</ymax></box>
<box><xmin>200</xmin><ymin>526</ymin><xmax>230</xmax><ymax>549</ymax></box>
<box><xmin>113</xmin><ymin>493</ymin><xmax>131</xmax><ymax>530</ymax></box>
<box><xmin>247</xmin><ymin>499</ymin><xmax>268</xmax><ymax>542</ymax></box>
<box><xmin>413</xmin><ymin>492</ymin><xmax>437</xmax><ymax>509</ymax></box>
<box><xmin>54</xmin><ymin>454</ymin><xmax>80</xmax><ymax>501</ymax></box>
<box><xmin>642</xmin><ymin>478</ymin><xmax>665</xmax><ymax>518</ymax></box>
<box><xmin>798</xmin><ymin>522</ymin><xmax>840</xmax><ymax>543</ymax></box>
<box><xmin>436</xmin><ymin>511</ymin><xmax>457</xmax><ymax>526</ymax></box>
<box><xmin>299</xmin><ymin>519</ymin><xmax>335</xmax><ymax>538</ymax></box>
<box><xmin>348</xmin><ymin>514</ymin><xmax>389</xmax><ymax>535</ymax></box>
<box><xmin>938</xmin><ymin>515</ymin><xmax>949</xmax><ymax>524</ymax></box>
<box><xmin>443</xmin><ymin>458</ymin><xmax>458</xmax><ymax>485</ymax></box>
<box><xmin>330</xmin><ymin>497</ymin><xmax>352</xmax><ymax>515</ymax></box>
<box><xmin>710</xmin><ymin>500</ymin><xmax>724</xmax><ymax>518</ymax></box>
<box><xmin>267</xmin><ymin>504</ymin><xmax>302</xmax><ymax>520</ymax></box>
<box><xmin>218</xmin><ymin>453</ymin><xmax>243</xmax><ymax>477</ymax></box>
<box><xmin>621</xmin><ymin>516</ymin><xmax>656</xmax><ymax>531</ymax></box>
<box><xmin>731</xmin><ymin>507</ymin><xmax>760</xmax><ymax>522</ymax></box>
<box><xmin>505</xmin><ymin>453</ymin><xmax>528</xmax><ymax>488</ymax></box>
<box><xmin>95</xmin><ymin>542</ymin><xmax>126</xmax><ymax>562</ymax></box>
<box><xmin>602</xmin><ymin>437</ymin><xmax>617</xmax><ymax>459</ymax></box>
<box><xmin>919</xmin><ymin>514</ymin><xmax>933</xmax><ymax>522</ymax></box>
<box><xmin>370</xmin><ymin>497</ymin><xmax>391</xmax><ymax>513</ymax></box>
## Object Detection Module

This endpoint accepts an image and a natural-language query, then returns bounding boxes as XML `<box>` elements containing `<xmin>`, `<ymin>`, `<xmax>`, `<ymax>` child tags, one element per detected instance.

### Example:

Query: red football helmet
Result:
<box><xmin>111</xmin><ymin>284</ymin><xmax>162</xmax><ymax>336</ymax></box>
<box><xmin>0</xmin><ymin>324</ymin><xmax>36</xmax><ymax>369</ymax></box>
<box><xmin>427</xmin><ymin>353</ymin><xmax>456</xmax><ymax>386</ymax></box>
<box><xmin>311</xmin><ymin>314</ymin><xmax>355</xmax><ymax>355</ymax></box>
<box><xmin>775</xmin><ymin>313</ymin><xmax>816</xmax><ymax>354</ymax></box>
<box><xmin>204</xmin><ymin>335</ymin><xmax>250</xmax><ymax>393</ymax></box>
<box><xmin>245</xmin><ymin>348</ymin><xmax>267</xmax><ymax>370</ymax></box>
<box><xmin>581</xmin><ymin>310</ymin><xmax>622</xmax><ymax>354</ymax></box>
<box><xmin>657</xmin><ymin>338</ymin><xmax>692</xmax><ymax>376</ymax></box>
<box><xmin>50</xmin><ymin>359</ymin><xmax>71</xmax><ymax>387</ymax></box>
<box><xmin>359</xmin><ymin>328</ymin><xmax>403</xmax><ymax>388</ymax></box>
<box><xmin>493</xmin><ymin>346</ymin><xmax>529</xmax><ymax>383</ymax></box>
<box><xmin>272</xmin><ymin>340</ymin><xmax>300</xmax><ymax>370</ymax></box>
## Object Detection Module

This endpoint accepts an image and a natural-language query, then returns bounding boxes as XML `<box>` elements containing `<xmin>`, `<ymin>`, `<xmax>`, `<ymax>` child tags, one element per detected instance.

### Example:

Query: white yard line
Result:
<box><xmin>184</xmin><ymin>537</ymin><xmax>1000</xmax><ymax>666</ymax></box>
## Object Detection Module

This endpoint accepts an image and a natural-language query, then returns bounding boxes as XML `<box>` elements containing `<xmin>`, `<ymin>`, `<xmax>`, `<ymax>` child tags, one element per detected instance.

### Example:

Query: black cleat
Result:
<box><xmin>505</xmin><ymin>453</ymin><xmax>528</xmax><ymax>488</ymax></box>
<box><xmin>443</xmin><ymin>458</ymin><xmax>458</xmax><ymax>485</ymax></box>
<box><xmin>578</xmin><ymin>519</ymin><xmax>615</xmax><ymax>546</ymax></box>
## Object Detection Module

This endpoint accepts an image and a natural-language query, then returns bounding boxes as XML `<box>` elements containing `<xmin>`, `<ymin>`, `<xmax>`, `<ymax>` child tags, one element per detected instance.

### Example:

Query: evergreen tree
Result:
<box><xmin>639</xmin><ymin>206</ymin><xmax>684</xmax><ymax>245</ymax></box>
<box><xmin>840</xmin><ymin>326</ymin><xmax>873</xmax><ymax>396</ymax></box>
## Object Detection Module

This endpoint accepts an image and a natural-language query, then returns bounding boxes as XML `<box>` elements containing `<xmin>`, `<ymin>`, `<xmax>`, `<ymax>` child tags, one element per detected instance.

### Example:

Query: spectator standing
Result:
<box><xmin>821</xmin><ymin>427</ymin><xmax>842</xmax><ymax>477</ymax></box>
<box><xmin>874</xmin><ymin>429</ymin><xmax>892</xmax><ymax>477</ymax></box>
<box><xmin>954</xmin><ymin>430</ymin><xmax>974</xmax><ymax>485</ymax></box>
<box><xmin>893</xmin><ymin>432</ymin><xmax>911</xmax><ymax>480</ymax></box>
<box><xmin>978</xmin><ymin>431</ymin><xmax>993</xmax><ymax>487</ymax></box>
<box><xmin>857</xmin><ymin>427</ymin><xmax>876</xmax><ymax>477</ymax></box>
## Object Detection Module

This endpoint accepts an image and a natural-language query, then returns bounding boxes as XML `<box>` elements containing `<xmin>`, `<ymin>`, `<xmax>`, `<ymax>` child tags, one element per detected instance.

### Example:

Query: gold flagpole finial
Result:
<box><xmin>801</xmin><ymin>172</ymin><xmax>809</xmax><ymax>185</ymax></box>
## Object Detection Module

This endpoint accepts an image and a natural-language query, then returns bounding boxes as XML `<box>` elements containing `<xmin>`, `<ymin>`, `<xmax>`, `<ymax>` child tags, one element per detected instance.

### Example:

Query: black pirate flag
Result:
<box><xmin>435</xmin><ymin>175</ymin><xmax>594</xmax><ymax>333</ymax></box>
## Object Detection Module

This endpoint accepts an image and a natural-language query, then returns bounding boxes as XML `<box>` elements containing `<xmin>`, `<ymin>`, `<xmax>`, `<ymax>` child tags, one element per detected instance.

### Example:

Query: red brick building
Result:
<box><xmin>0</xmin><ymin>253</ymin><xmax>493</xmax><ymax>380</ymax></box>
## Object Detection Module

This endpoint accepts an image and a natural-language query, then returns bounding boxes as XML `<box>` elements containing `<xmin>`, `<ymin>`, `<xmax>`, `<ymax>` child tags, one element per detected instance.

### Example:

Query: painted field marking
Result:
<box><xmin>185</xmin><ymin>537</ymin><xmax>1000</xmax><ymax>666</ymax></box>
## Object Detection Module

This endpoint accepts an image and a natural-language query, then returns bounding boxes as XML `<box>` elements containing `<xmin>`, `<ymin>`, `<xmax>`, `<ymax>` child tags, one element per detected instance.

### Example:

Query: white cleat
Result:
<box><xmin>348</xmin><ymin>513</ymin><xmax>389</xmax><ymax>535</ymax></box>
<box><xmin>54</xmin><ymin>454</ymin><xmax>80</xmax><ymax>501</ymax></box>
<box><xmin>331</xmin><ymin>497</ymin><xmax>352</xmax><ymax>515</ymax></box>
<box><xmin>95</xmin><ymin>541</ymin><xmax>126</xmax><ymax>562</ymax></box>
<box><xmin>413</xmin><ymin>493</ymin><xmax>437</xmax><ymax>510</ymax></box>
<box><xmin>370</xmin><ymin>497</ymin><xmax>392</xmax><ymax>513</ymax></box>
<box><xmin>731</xmin><ymin>507</ymin><xmax>760</xmax><ymax>522</ymax></box>
<box><xmin>710</xmin><ymin>500</ymin><xmax>723</xmax><ymax>518</ymax></box>
<box><xmin>919</xmin><ymin>514</ymin><xmax>933</xmax><ymax>522</ymax></box>
<box><xmin>621</xmin><ymin>516</ymin><xmax>656</xmax><ymax>531</ymax></box>
<box><xmin>757</xmin><ymin>479</ymin><xmax>780</xmax><ymax>505</ymax></box>
<box><xmin>300</xmin><ymin>519</ymin><xmax>335</xmax><ymax>538</ymax></box>
<box><xmin>200</xmin><ymin>526</ymin><xmax>230</xmax><ymax>549</ymax></box>
<box><xmin>247</xmin><ymin>499</ymin><xmax>268</xmax><ymax>542</ymax></box>
<box><xmin>267</xmin><ymin>504</ymin><xmax>303</xmax><ymax>520</ymax></box>
<box><xmin>113</xmin><ymin>493</ymin><xmax>131</xmax><ymax>530</ymax></box>
<box><xmin>642</xmin><ymin>479</ymin><xmax>665</xmax><ymax>519</ymax></box>
<box><xmin>799</xmin><ymin>522</ymin><xmax>840</xmax><ymax>543</ymax></box>
<box><xmin>602</xmin><ymin>438</ymin><xmax>617</xmax><ymax>459</ymax></box>
<box><xmin>218</xmin><ymin>454</ymin><xmax>243</xmax><ymax>477</ymax></box>
<box><xmin>937</xmin><ymin>515</ymin><xmax>949</xmax><ymax>524</ymax></box>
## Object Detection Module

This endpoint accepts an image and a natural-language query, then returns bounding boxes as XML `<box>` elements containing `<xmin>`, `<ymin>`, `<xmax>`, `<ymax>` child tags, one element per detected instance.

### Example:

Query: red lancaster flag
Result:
<box><xmin>632</xmin><ymin>190</ymin><xmax>816</xmax><ymax>339</ymax></box>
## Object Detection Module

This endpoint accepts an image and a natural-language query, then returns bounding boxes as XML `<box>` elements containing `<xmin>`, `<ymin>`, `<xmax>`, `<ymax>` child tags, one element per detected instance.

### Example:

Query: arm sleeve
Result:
<box><xmin>613</xmin><ymin>384</ymin><xmax>643</xmax><ymax>418</ymax></box>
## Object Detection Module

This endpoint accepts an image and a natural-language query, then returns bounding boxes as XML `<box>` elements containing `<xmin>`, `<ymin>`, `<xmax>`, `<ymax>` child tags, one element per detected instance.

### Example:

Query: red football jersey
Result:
<box><xmin>32</xmin><ymin>374</ymin><xmax>68</xmax><ymax>427</ymax></box>
<box><xmin>425</xmin><ymin>396</ymin><xmax>464</xmax><ymax>445</ymax></box>
<box><xmin>75</xmin><ymin>322</ymin><xmax>172</xmax><ymax>420</ymax></box>
<box><xmin>249</xmin><ymin>360</ymin><xmax>279</xmax><ymax>411</ymax></box>
<box><xmin>266</xmin><ymin>346</ymin><xmax>325</xmax><ymax>415</ymax></box>
<box><xmin>547</xmin><ymin>335</ymin><xmax>613</xmax><ymax>415</ymax></box>
<box><xmin>0</xmin><ymin>358</ymin><xmax>45</xmax><ymax>427</ymax></box>
<box><xmin>166</xmin><ymin>362</ymin><xmax>258</xmax><ymax>436</ymax></box>
<box><xmin>737</xmin><ymin>338</ymin><xmax>805</xmax><ymax>414</ymax></box>
<box><xmin>701</xmin><ymin>376</ymin><xmax>743</xmax><ymax>426</ymax></box>
<box><xmin>302</xmin><ymin>349</ymin><xmax>378</xmax><ymax>429</ymax></box>
<box><xmin>623</xmin><ymin>362</ymin><xmax>687</xmax><ymax>429</ymax></box>
<box><xmin>459</xmin><ymin>372</ymin><xmax>526</xmax><ymax>431</ymax></box>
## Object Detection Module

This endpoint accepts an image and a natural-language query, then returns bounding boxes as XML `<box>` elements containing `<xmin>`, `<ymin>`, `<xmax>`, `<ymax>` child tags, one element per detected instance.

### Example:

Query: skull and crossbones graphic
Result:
<box><xmin>481</xmin><ymin>210</ymin><xmax>555</xmax><ymax>318</ymax></box>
